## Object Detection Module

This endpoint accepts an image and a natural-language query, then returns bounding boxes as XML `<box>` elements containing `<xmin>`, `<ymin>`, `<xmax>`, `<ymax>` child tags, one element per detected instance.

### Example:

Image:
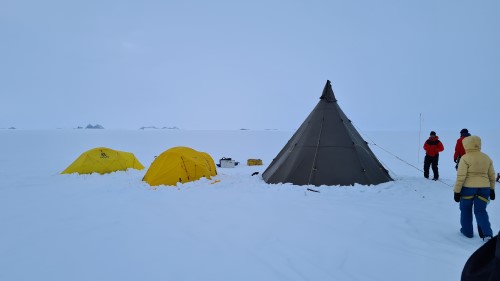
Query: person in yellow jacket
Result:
<box><xmin>453</xmin><ymin>135</ymin><xmax>496</xmax><ymax>240</ymax></box>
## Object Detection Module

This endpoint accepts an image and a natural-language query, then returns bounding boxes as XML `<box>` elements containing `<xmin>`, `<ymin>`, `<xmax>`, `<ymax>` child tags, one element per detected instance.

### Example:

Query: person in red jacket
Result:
<box><xmin>454</xmin><ymin>128</ymin><xmax>471</xmax><ymax>170</ymax></box>
<box><xmin>423</xmin><ymin>131</ymin><xmax>445</xmax><ymax>180</ymax></box>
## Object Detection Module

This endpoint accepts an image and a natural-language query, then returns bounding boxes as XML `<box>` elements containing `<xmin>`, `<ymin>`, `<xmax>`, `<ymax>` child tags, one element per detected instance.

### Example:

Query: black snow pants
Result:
<box><xmin>424</xmin><ymin>154</ymin><xmax>439</xmax><ymax>179</ymax></box>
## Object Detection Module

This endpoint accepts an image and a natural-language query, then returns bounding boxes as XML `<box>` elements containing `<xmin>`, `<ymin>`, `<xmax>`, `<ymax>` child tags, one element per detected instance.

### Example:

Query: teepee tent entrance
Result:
<box><xmin>61</xmin><ymin>147</ymin><xmax>144</xmax><ymax>175</ymax></box>
<box><xmin>143</xmin><ymin>146</ymin><xmax>217</xmax><ymax>186</ymax></box>
<box><xmin>262</xmin><ymin>80</ymin><xmax>392</xmax><ymax>186</ymax></box>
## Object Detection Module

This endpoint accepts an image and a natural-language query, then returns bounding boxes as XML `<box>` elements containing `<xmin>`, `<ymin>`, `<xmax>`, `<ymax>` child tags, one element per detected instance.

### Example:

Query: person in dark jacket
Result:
<box><xmin>454</xmin><ymin>128</ymin><xmax>471</xmax><ymax>170</ymax></box>
<box><xmin>462</xmin><ymin>232</ymin><xmax>500</xmax><ymax>281</ymax></box>
<box><xmin>423</xmin><ymin>131</ymin><xmax>444</xmax><ymax>180</ymax></box>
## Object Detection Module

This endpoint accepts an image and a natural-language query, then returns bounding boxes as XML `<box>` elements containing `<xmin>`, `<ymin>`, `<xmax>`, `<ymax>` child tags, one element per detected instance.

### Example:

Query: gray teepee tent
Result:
<box><xmin>262</xmin><ymin>80</ymin><xmax>393</xmax><ymax>186</ymax></box>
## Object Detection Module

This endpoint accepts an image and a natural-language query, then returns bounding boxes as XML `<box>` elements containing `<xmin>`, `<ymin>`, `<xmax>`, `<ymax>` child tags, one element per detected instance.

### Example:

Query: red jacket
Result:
<box><xmin>423</xmin><ymin>136</ymin><xmax>444</xmax><ymax>157</ymax></box>
<box><xmin>454</xmin><ymin>136</ymin><xmax>467</xmax><ymax>161</ymax></box>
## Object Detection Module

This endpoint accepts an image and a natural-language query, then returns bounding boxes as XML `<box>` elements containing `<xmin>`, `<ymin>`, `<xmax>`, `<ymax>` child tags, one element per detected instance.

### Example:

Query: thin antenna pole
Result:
<box><xmin>418</xmin><ymin>113</ymin><xmax>422</xmax><ymax>163</ymax></box>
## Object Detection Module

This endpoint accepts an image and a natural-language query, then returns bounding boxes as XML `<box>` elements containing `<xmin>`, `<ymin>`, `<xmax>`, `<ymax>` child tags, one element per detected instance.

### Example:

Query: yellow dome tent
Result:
<box><xmin>143</xmin><ymin>146</ymin><xmax>217</xmax><ymax>186</ymax></box>
<box><xmin>61</xmin><ymin>147</ymin><xmax>144</xmax><ymax>175</ymax></box>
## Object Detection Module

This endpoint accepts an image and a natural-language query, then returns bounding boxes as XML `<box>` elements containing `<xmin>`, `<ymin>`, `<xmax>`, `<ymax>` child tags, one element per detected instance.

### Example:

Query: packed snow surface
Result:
<box><xmin>1</xmin><ymin>129</ymin><xmax>499</xmax><ymax>281</ymax></box>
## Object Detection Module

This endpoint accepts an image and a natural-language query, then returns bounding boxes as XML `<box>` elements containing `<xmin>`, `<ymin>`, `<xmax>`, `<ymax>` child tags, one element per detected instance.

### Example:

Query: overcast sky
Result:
<box><xmin>1</xmin><ymin>0</ymin><xmax>499</xmax><ymax>131</ymax></box>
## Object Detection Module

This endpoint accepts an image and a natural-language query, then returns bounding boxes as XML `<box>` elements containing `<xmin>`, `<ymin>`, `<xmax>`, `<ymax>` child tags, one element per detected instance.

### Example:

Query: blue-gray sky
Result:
<box><xmin>1</xmin><ymin>0</ymin><xmax>499</xmax><ymax>131</ymax></box>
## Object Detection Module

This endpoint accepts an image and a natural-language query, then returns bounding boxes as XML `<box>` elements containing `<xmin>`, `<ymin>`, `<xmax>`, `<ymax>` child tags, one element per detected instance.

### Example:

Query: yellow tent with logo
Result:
<box><xmin>143</xmin><ymin>146</ymin><xmax>217</xmax><ymax>186</ymax></box>
<box><xmin>61</xmin><ymin>147</ymin><xmax>144</xmax><ymax>175</ymax></box>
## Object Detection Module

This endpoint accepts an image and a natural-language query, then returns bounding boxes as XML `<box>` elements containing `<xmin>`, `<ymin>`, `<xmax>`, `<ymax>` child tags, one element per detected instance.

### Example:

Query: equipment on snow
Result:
<box><xmin>216</xmin><ymin>157</ymin><xmax>239</xmax><ymax>168</ymax></box>
<box><xmin>247</xmin><ymin>159</ymin><xmax>263</xmax><ymax>166</ymax></box>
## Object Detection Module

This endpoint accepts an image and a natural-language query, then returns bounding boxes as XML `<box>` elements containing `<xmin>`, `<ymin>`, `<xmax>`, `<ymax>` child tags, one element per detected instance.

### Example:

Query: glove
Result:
<box><xmin>490</xmin><ymin>190</ymin><xmax>495</xmax><ymax>200</ymax></box>
<box><xmin>454</xmin><ymin>193</ymin><xmax>461</xmax><ymax>202</ymax></box>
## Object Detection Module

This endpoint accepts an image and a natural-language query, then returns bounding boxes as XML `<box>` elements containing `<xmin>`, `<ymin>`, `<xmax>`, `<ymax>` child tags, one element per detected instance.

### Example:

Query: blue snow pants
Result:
<box><xmin>459</xmin><ymin>187</ymin><xmax>493</xmax><ymax>238</ymax></box>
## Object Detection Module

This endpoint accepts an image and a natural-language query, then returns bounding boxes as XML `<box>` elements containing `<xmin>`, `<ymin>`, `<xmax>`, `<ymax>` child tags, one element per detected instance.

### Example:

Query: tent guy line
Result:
<box><xmin>358</xmin><ymin>127</ymin><xmax>454</xmax><ymax>188</ymax></box>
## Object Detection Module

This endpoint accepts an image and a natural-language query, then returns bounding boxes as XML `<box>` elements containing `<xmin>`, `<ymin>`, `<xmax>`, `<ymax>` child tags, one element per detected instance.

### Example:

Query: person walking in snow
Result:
<box><xmin>454</xmin><ymin>128</ymin><xmax>471</xmax><ymax>170</ymax></box>
<box><xmin>423</xmin><ymin>131</ymin><xmax>444</xmax><ymax>180</ymax></box>
<box><xmin>453</xmin><ymin>135</ymin><xmax>496</xmax><ymax>240</ymax></box>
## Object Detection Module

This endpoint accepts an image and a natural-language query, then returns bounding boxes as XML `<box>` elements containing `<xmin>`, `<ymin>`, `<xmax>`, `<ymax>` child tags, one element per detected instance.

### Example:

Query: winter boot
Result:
<box><xmin>461</xmin><ymin>228</ymin><xmax>473</xmax><ymax>238</ymax></box>
<box><xmin>478</xmin><ymin>226</ymin><xmax>484</xmax><ymax>239</ymax></box>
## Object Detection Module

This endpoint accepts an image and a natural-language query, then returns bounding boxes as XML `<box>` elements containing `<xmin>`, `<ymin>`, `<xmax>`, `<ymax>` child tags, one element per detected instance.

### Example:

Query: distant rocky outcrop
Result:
<box><xmin>139</xmin><ymin>126</ymin><xmax>180</xmax><ymax>130</ymax></box>
<box><xmin>85</xmin><ymin>124</ymin><xmax>104</xmax><ymax>129</ymax></box>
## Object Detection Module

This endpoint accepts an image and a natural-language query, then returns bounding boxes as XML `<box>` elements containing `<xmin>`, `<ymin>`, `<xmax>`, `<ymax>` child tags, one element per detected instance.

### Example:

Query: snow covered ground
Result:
<box><xmin>1</xmin><ymin>129</ymin><xmax>499</xmax><ymax>281</ymax></box>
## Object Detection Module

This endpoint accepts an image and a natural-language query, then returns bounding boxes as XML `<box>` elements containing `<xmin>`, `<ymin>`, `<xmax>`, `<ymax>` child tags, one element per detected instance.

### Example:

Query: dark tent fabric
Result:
<box><xmin>462</xmin><ymin>233</ymin><xmax>500</xmax><ymax>281</ymax></box>
<box><xmin>262</xmin><ymin>80</ymin><xmax>393</xmax><ymax>186</ymax></box>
